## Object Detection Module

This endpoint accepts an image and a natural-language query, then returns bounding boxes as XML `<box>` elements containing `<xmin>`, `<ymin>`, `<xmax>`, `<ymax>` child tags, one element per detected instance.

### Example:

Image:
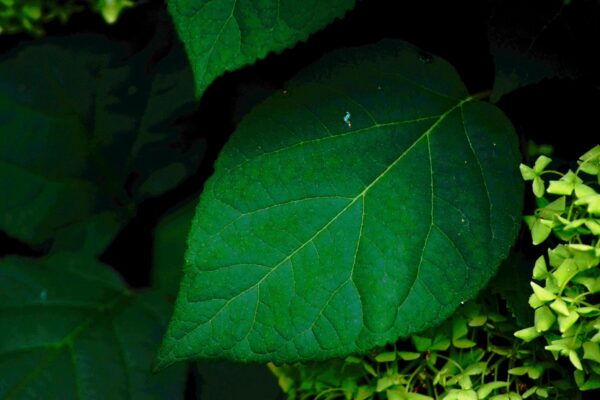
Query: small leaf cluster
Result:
<box><xmin>0</xmin><ymin>0</ymin><xmax>133</xmax><ymax>35</ymax></box>
<box><xmin>517</xmin><ymin>145</ymin><xmax>600</xmax><ymax>391</ymax></box>
<box><xmin>269</xmin><ymin>296</ymin><xmax>575</xmax><ymax>400</ymax></box>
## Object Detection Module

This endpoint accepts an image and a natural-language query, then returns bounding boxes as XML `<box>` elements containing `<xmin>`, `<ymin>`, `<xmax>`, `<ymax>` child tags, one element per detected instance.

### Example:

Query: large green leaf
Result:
<box><xmin>167</xmin><ymin>0</ymin><xmax>356</xmax><ymax>98</ymax></box>
<box><xmin>0</xmin><ymin>34</ymin><xmax>203</xmax><ymax>247</ymax></box>
<box><xmin>0</xmin><ymin>253</ymin><xmax>186</xmax><ymax>399</ymax></box>
<box><xmin>156</xmin><ymin>40</ymin><xmax>523</xmax><ymax>367</ymax></box>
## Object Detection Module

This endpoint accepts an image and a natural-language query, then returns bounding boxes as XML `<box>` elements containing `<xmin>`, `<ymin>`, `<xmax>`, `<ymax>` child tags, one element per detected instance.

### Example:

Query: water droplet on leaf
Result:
<box><xmin>343</xmin><ymin>111</ymin><xmax>352</xmax><ymax>128</ymax></box>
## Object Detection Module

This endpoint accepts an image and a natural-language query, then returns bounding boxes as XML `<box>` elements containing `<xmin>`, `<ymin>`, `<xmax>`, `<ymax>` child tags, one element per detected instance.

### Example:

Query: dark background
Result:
<box><xmin>1</xmin><ymin>0</ymin><xmax>599</xmax><ymax>398</ymax></box>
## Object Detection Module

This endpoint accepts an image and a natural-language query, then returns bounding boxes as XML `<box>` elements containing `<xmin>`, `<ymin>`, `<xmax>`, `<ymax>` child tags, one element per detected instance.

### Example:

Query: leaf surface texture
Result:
<box><xmin>0</xmin><ymin>35</ymin><xmax>202</xmax><ymax>247</ymax></box>
<box><xmin>157</xmin><ymin>40</ymin><xmax>523</xmax><ymax>366</ymax></box>
<box><xmin>167</xmin><ymin>0</ymin><xmax>355</xmax><ymax>97</ymax></box>
<box><xmin>0</xmin><ymin>254</ymin><xmax>186</xmax><ymax>399</ymax></box>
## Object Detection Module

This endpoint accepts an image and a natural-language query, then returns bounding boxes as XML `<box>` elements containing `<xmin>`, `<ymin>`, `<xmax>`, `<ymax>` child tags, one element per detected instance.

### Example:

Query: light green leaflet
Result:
<box><xmin>167</xmin><ymin>0</ymin><xmax>355</xmax><ymax>97</ymax></box>
<box><xmin>157</xmin><ymin>40</ymin><xmax>523</xmax><ymax>368</ymax></box>
<box><xmin>0</xmin><ymin>254</ymin><xmax>186</xmax><ymax>399</ymax></box>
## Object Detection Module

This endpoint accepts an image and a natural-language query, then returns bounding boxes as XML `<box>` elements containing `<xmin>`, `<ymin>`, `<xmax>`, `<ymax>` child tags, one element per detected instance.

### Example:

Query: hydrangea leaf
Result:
<box><xmin>0</xmin><ymin>254</ymin><xmax>186</xmax><ymax>399</ymax></box>
<box><xmin>157</xmin><ymin>40</ymin><xmax>523</xmax><ymax>367</ymax></box>
<box><xmin>0</xmin><ymin>34</ymin><xmax>203</xmax><ymax>248</ymax></box>
<box><xmin>167</xmin><ymin>0</ymin><xmax>356</xmax><ymax>98</ymax></box>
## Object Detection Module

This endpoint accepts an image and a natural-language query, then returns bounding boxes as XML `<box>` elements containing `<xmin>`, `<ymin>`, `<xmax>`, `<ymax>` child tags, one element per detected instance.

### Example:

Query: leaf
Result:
<box><xmin>152</xmin><ymin>199</ymin><xmax>197</xmax><ymax>298</ymax></box>
<box><xmin>487</xmin><ymin>1</ymin><xmax>564</xmax><ymax>103</ymax></box>
<box><xmin>0</xmin><ymin>34</ymin><xmax>203</xmax><ymax>247</ymax></box>
<box><xmin>152</xmin><ymin>201</ymin><xmax>283</xmax><ymax>399</ymax></box>
<box><xmin>195</xmin><ymin>361</ymin><xmax>281</xmax><ymax>400</ymax></box>
<box><xmin>0</xmin><ymin>254</ymin><xmax>186</xmax><ymax>399</ymax></box>
<box><xmin>51</xmin><ymin>212</ymin><xmax>122</xmax><ymax>258</ymax></box>
<box><xmin>489</xmin><ymin>254</ymin><xmax>535</xmax><ymax>327</ymax></box>
<box><xmin>156</xmin><ymin>40</ymin><xmax>523</xmax><ymax>367</ymax></box>
<box><xmin>489</xmin><ymin>46</ymin><xmax>557</xmax><ymax>103</ymax></box>
<box><xmin>167</xmin><ymin>0</ymin><xmax>356</xmax><ymax>98</ymax></box>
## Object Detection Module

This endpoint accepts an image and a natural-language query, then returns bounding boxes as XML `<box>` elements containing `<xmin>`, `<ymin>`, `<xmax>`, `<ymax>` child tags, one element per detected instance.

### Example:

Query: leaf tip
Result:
<box><xmin>152</xmin><ymin>342</ymin><xmax>177</xmax><ymax>373</ymax></box>
<box><xmin>152</xmin><ymin>354</ymin><xmax>173</xmax><ymax>374</ymax></box>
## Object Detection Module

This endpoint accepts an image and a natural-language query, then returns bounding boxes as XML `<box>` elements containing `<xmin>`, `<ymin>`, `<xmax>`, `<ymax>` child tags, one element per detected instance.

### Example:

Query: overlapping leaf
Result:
<box><xmin>0</xmin><ymin>254</ymin><xmax>186</xmax><ymax>399</ymax></box>
<box><xmin>157</xmin><ymin>40</ymin><xmax>523</xmax><ymax>367</ymax></box>
<box><xmin>153</xmin><ymin>199</ymin><xmax>197</xmax><ymax>298</ymax></box>
<box><xmin>167</xmin><ymin>0</ymin><xmax>356</xmax><ymax>97</ymax></box>
<box><xmin>0</xmin><ymin>34</ymin><xmax>203</xmax><ymax>248</ymax></box>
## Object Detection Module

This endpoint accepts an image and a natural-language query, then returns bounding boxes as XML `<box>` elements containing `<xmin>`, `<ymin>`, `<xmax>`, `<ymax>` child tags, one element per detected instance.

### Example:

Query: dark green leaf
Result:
<box><xmin>167</xmin><ymin>0</ymin><xmax>356</xmax><ymax>98</ymax></box>
<box><xmin>486</xmin><ymin>1</ymin><xmax>567</xmax><ymax>103</ymax></box>
<box><xmin>490</xmin><ymin>46</ymin><xmax>557</xmax><ymax>103</ymax></box>
<box><xmin>489</xmin><ymin>254</ymin><xmax>535</xmax><ymax>327</ymax></box>
<box><xmin>195</xmin><ymin>361</ymin><xmax>281</xmax><ymax>399</ymax></box>
<box><xmin>152</xmin><ymin>199</ymin><xmax>197</xmax><ymax>298</ymax></box>
<box><xmin>157</xmin><ymin>40</ymin><xmax>523</xmax><ymax>367</ymax></box>
<box><xmin>50</xmin><ymin>212</ymin><xmax>122</xmax><ymax>258</ymax></box>
<box><xmin>0</xmin><ymin>34</ymin><xmax>203</xmax><ymax>248</ymax></box>
<box><xmin>0</xmin><ymin>253</ymin><xmax>186</xmax><ymax>399</ymax></box>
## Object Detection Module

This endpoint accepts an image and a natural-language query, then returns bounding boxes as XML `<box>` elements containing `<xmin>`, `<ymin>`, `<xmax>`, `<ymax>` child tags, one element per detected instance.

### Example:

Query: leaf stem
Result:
<box><xmin>469</xmin><ymin>90</ymin><xmax>492</xmax><ymax>101</ymax></box>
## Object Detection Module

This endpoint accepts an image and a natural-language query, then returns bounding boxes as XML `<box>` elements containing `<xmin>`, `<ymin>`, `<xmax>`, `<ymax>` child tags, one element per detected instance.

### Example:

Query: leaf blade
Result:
<box><xmin>157</xmin><ymin>40</ymin><xmax>523</xmax><ymax>367</ymax></box>
<box><xmin>0</xmin><ymin>34</ymin><xmax>202</xmax><ymax>249</ymax></box>
<box><xmin>0</xmin><ymin>254</ymin><xmax>186</xmax><ymax>399</ymax></box>
<box><xmin>167</xmin><ymin>0</ymin><xmax>356</xmax><ymax>98</ymax></box>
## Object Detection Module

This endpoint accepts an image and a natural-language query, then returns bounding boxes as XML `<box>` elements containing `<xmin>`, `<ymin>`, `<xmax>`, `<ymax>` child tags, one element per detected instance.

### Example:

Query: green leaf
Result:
<box><xmin>0</xmin><ymin>34</ymin><xmax>203</xmax><ymax>247</ymax></box>
<box><xmin>477</xmin><ymin>381</ymin><xmax>508</xmax><ymax>399</ymax></box>
<box><xmin>530</xmin><ymin>282</ymin><xmax>556</xmax><ymax>303</ymax></box>
<box><xmin>514</xmin><ymin>327</ymin><xmax>542</xmax><ymax>342</ymax></box>
<box><xmin>195</xmin><ymin>361</ymin><xmax>281</xmax><ymax>399</ymax></box>
<box><xmin>374</xmin><ymin>351</ymin><xmax>397</xmax><ymax>363</ymax></box>
<box><xmin>533</xmin><ymin>256</ymin><xmax>548</xmax><ymax>280</ymax></box>
<box><xmin>489</xmin><ymin>46</ymin><xmax>557</xmax><ymax>103</ymax></box>
<box><xmin>489</xmin><ymin>254</ymin><xmax>535</xmax><ymax>327</ymax></box>
<box><xmin>583</xmin><ymin>341</ymin><xmax>600</xmax><ymax>364</ymax></box>
<box><xmin>519</xmin><ymin>164</ymin><xmax>536</xmax><ymax>181</ymax></box>
<box><xmin>537</xmin><ymin>196</ymin><xmax>566</xmax><ymax>220</ymax></box>
<box><xmin>51</xmin><ymin>212</ymin><xmax>122</xmax><ymax>258</ymax></box>
<box><xmin>532</xmin><ymin>176</ymin><xmax>545</xmax><ymax>198</ymax></box>
<box><xmin>167</xmin><ymin>0</ymin><xmax>356</xmax><ymax>98</ymax></box>
<box><xmin>557</xmin><ymin>312</ymin><xmax>579</xmax><ymax>333</ymax></box>
<box><xmin>525</xmin><ymin>217</ymin><xmax>552</xmax><ymax>245</ymax></box>
<box><xmin>569</xmin><ymin>350</ymin><xmax>584</xmax><ymax>370</ymax></box>
<box><xmin>552</xmin><ymin>258</ymin><xmax>578</xmax><ymax>287</ymax></box>
<box><xmin>96</xmin><ymin>0</ymin><xmax>134</xmax><ymax>24</ymax></box>
<box><xmin>533</xmin><ymin>155</ymin><xmax>552</xmax><ymax>174</ymax></box>
<box><xmin>152</xmin><ymin>199</ymin><xmax>197</xmax><ymax>298</ymax></box>
<box><xmin>0</xmin><ymin>254</ymin><xmax>186</xmax><ymax>399</ymax></box>
<box><xmin>534</xmin><ymin>305</ymin><xmax>556</xmax><ymax>332</ymax></box>
<box><xmin>547</xmin><ymin>170</ymin><xmax>582</xmax><ymax>196</ymax></box>
<box><xmin>156</xmin><ymin>40</ymin><xmax>522</xmax><ymax>367</ymax></box>
<box><xmin>550</xmin><ymin>298</ymin><xmax>570</xmax><ymax>317</ymax></box>
<box><xmin>397</xmin><ymin>351</ymin><xmax>421</xmax><ymax>361</ymax></box>
<box><xmin>579</xmin><ymin>145</ymin><xmax>600</xmax><ymax>176</ymax></box>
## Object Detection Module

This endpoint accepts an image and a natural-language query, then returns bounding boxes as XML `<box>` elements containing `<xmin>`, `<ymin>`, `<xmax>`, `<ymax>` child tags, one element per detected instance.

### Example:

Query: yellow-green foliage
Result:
<box><xmin>0</xmin><ymin>0</ymin><xmax>134</xmax><ymax>36</ymax></box>
<box><xmin>270</xmin><ymin>296</ymin><xmax>576</xmax><ymax>399</ymax></box>
<box><xmin>519</xmin><ymin>145</ymin><xmax>600</xmax><ymax>391</ymax></box>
